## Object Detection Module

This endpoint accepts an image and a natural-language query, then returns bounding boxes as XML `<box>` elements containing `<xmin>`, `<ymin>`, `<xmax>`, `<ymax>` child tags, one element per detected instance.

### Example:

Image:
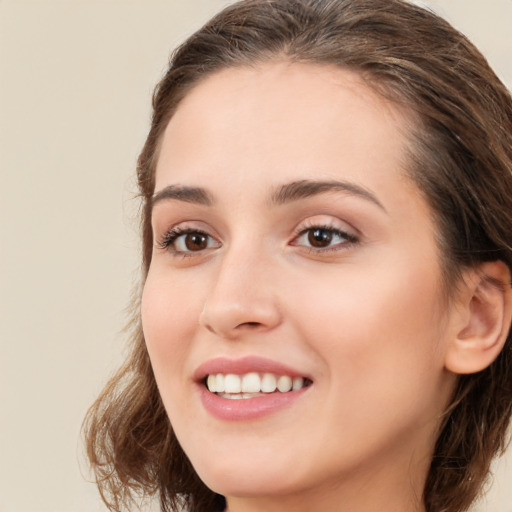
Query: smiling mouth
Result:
<box><xmin>205</xmin><ymin>372</ymin><xmax>312</xmax><ymax>399</ymax></box>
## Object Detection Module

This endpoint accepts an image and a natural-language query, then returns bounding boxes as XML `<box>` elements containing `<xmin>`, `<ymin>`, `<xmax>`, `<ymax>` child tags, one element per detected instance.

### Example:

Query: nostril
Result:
<box><xmin>239</xmin><ymin>321</ymin><xmax>262</xmax><ymax>329</ymax></box>
<box><xmin>202</xmin><ymin>321</ymin><xmax>262</xmax><ymax>336</ymax></box>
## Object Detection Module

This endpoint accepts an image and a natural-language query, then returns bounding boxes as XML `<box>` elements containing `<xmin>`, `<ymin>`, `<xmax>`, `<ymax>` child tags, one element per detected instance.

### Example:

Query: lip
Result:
<box><xmin>194</xmin><ymin>356</ymin><xmax>312</xmax><ymax>421</ymax></box>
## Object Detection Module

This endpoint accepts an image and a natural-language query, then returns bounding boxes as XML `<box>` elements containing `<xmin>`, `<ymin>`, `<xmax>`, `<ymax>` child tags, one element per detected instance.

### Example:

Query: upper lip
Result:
<box><xmin>193</xmin><ymin>356</ymin><xmax>310</xmax><ymax>382</ymax></box>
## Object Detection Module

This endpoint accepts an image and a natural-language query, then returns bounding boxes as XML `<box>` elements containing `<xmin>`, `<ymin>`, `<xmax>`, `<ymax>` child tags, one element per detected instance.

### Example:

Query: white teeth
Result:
<box><xmin>241</xmin><ymin>372</ymin><xmax>260</xmax><ymax>393</ymax></box>
<box><xmin>277</xmin><ymin>375</ymin><xmax>292</xmax><ymax>392</ymax></box>
<box><xmin>206</xmin><ymin>372</ymin><xmax>307</xmax><ymax>395</ymax></box>
<box><xmin>207</xmin><ymin>374</ymin><xmax>217</xmax><ymax>393</ymax></box>
<box><xmin>224</xmin><ymin>393</ymin><xmax>244</xmax><ymax>400</ymax></box>
<box><xmin>261</xmin><ymin>373</ymin><xmax>277</xmax><ymax>392</ymax></box>
<box><xmin>215</xmin><ymin>374</ymin><xmax>225</xmax><ymax>393</ymax></box>
<box><xmin>224</xmin><ymin>374</ymin><xmax>241</xmax><ymax>393</ymax></box>
<box><xmin>292</xmin><ymin>376</ymin><xmax>304</xmax><ymax>391</ymax></box>
<box><xmin>220</xmin><ymin>392</ymin><xmax>262</xmax><ymax>400</ymax></box>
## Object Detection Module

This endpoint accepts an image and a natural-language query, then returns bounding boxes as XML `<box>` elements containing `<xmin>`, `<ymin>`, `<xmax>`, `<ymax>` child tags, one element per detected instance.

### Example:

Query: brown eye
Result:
<box><xmin>308</xmin><ymin>228</ymin><xmax>333</xmax><ymax>248</ymax></box>
<box><xmin>292</xmin><ymin>225</ymin><xmax>357</xmax><ymax>252</ymax></box>
<box><xmin>167</xmin><ymin>229</ymin><xmax>221</xmax><ymax>254</ymax></box>
<box><xmin>184</xmin><ymin>232</ymin><xmax>208</xmax><ymax>251</ymax></box>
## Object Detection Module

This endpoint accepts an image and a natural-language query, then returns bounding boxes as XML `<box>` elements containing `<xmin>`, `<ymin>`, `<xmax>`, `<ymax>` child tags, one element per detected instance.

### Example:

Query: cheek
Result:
<box><xmin>302</xmin><ymin>248</ymin><xmax>444</xmax><ymax>342</ymax></box>
<box><xmin>141</xmin><ymin>271</ymin><xmax>202</xmax><ymax>383</ymax></box>
<box><xmin>290</xmin><ymin>257</ymin><xmax>448</xmax><ymax>402</ymax></box>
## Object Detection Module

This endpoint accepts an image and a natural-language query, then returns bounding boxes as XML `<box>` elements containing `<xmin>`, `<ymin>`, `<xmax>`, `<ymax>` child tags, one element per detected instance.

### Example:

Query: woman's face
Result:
<box><xmin>142</xmin><ymin>63</ymin><xmax>458</xmax><ymax>511</ymax></box>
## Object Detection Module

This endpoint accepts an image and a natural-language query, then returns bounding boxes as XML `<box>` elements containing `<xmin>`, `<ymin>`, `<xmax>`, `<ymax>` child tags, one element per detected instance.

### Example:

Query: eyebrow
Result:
<box><xmin>152</xmin><ymin>185</ymin><xmax>213</xmax><ymax>207</ymax></box>
<box><xmin>271</xmin><ymin>179</ymin><xmax>386</xmax><ymax>211</ymax></box>
<box><xmin>151</xmin><ymin>179</ymin><xmax>385</xmax><ymax>211</ymax></box>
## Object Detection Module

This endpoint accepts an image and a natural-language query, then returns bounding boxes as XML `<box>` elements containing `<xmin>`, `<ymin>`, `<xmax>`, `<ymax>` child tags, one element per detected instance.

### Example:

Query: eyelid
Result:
<box><xmin>293</xmin><ymin>216</ymin><xmax>358</xmax><ymax>238</ymax></box>
<box><xmin>290</xmin><ymin>217</ymin><xmax>360</xmax><ymax>252</ymax></box>
<box><xmin>291</xmin><ymin>227</ymin><xmax>357</xmax><ymax>249</ymax></box>
<box><xmin>155</xmin><ymin>222</ymin><xmax>221</xmax><ymax>255</ymax></box>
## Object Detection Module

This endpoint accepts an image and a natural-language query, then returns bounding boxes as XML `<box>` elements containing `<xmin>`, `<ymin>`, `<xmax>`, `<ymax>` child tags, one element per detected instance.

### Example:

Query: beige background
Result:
<box><xmin>0</xmin><ymin>1</ymin><xmax>511</xmax><ymax>511</ymax></box>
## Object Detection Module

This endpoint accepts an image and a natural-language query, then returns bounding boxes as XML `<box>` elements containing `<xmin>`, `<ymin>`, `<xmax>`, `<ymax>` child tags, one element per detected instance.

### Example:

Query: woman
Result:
<box><xmin>83</xmin><ymin>1</ymin><xmax>512</xmax><ymax>511</ymax></box>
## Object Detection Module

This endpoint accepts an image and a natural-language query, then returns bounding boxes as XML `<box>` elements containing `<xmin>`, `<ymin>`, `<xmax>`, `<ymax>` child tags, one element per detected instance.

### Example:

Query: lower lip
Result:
<box><xmin>198</xmin><ymin>385</ymin><xmax>309</xmax><ymax>421</ymax></box>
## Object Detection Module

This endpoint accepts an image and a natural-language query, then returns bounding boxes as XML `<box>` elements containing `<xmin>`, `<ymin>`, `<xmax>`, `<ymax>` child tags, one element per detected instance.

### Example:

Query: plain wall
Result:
<box><xmin>0</xmin><ymin>1</ymin><xmax>510</xmax><ymax>511</ymax></box>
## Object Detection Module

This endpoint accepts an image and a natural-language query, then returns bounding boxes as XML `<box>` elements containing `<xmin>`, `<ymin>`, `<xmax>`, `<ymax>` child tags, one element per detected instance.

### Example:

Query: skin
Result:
<box><xmin>141</xmin><ymin>62</ymin><xmax>464</xmax><ymax>512</ymax></box>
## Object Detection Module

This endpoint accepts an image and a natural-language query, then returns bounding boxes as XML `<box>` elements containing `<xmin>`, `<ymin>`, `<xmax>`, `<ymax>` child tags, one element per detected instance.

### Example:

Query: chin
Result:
<box><xmin>203</xmin><ymin>472</ymin><xmax>301</xmax><ymax>500</ymax></box>
<box><xmin>189</xmin><ymin>449</ymin><xmax>309</xmax><ymax>498</ymax></box>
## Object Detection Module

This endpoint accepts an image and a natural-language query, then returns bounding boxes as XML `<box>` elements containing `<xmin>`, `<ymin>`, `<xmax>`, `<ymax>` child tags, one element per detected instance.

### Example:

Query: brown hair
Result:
<box><xmin>83</xmin><ymin>1</ymin><xmax>512</xmax><ymax>511</ymax></box>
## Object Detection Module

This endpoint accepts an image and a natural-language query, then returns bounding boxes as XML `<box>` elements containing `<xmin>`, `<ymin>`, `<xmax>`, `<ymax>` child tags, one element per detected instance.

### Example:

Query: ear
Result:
<box><xmin>444</xmin><ymin>261</ymin><xmax>512</xmax><ymax>375</ymax></box>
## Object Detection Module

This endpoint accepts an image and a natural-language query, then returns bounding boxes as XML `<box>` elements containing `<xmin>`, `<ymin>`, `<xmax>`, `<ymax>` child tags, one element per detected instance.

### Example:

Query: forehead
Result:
<box><xmin>155</xmin><ymin>62</ymin><xmax>416</xmax><ymax>204</ymax></box>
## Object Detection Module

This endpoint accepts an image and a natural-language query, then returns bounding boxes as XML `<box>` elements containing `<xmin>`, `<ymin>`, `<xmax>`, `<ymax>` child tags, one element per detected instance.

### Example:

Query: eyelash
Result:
<box><xmin>291</xmin><ymin>223</ymin><xmax>359</xmax><ymax>253</ymax></box>
<box><xmin>156</xmin><ymin>223</ymin><xmax>358</xmax><ymax>256</ymax></box>
<box><xmin>157</xmin><ymin>227</ymin><xmax>218</xmax><ymax>256</ymax></box>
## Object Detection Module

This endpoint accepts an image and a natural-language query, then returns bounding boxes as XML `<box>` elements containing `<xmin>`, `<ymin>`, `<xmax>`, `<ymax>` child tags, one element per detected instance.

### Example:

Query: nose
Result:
<box><xmin>199</xmin><ymin>247</ymin><xmax>282</xmax><ymax>339</ymax></box>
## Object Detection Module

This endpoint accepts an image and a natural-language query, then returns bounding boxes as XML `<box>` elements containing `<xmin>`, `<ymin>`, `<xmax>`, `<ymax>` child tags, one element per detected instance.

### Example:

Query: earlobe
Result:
<box><xmin>444</xmin><ymin>261</ymin><xmax>512</xmax><ymax>375</ymax></box>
